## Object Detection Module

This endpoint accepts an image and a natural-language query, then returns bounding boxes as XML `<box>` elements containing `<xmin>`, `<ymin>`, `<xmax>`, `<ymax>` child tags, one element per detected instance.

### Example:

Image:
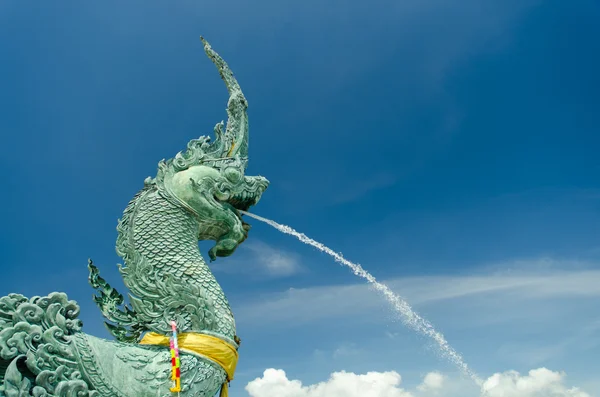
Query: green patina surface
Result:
<box><xmin>0</xmin><ymin>37</ymin><xmax>268</xmax><ymax>397</ymax></box>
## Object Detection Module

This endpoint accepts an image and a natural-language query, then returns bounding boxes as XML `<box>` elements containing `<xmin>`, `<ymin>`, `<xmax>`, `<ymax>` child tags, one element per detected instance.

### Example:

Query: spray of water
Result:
<box><xmin>240</xmin><ymin>210</ymin><xmax>483</xmax><ymax>386</ymax></box>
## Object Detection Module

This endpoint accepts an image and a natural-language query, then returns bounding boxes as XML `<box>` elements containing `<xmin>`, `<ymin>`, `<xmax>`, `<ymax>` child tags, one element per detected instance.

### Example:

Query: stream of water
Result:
<box><xmin>240</xmin><ymin>210</ymin><xmax>483</xmax><ymax>386</ymax></box>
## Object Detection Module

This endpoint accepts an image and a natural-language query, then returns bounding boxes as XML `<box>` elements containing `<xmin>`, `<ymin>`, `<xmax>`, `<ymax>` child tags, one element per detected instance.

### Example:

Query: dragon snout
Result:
<box><xmin>224</xmin><ymin>176</ymin><xmax>269</xmax><ymax>211</ymax></box>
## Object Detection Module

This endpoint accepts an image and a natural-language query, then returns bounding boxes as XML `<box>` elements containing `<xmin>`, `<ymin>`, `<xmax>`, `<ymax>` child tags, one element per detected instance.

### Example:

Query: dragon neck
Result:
<box><xmin>116</xmin><ymin>184</ymin><xmax>236</xmax><ymax>341</ymax></box>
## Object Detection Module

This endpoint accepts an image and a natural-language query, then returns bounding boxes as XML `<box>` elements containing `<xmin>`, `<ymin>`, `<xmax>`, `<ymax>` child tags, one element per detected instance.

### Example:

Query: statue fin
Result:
<box><xmin>88</xmin><ymin>259</ymin><xmax>147</xmax><ymax>343</ymax></box>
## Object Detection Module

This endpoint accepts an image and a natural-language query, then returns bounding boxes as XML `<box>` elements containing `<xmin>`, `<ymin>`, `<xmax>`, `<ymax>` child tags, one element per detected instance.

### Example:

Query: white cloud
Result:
<box><xmin>417</xmin><ymin>371</ymin><xmax>445</xmax><ymax>393</ymax></box>
<box><xmin>245</xmin><ymin>369</ymin><xmax>414</xmax><ymax>397</ymax></box>
<box><xmin>482</xmin><ymin>368</ymin><xmax>591</xmax><ymax>397</ymax></box>
<box><xmin>245</xmin><ymin>368</ymin><xmax>593</xmax><ymax>397</ymax></box>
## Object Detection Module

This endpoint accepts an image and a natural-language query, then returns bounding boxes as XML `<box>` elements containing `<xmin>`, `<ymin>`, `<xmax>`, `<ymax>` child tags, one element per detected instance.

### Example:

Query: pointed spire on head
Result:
<box><xmin>200</xmin><ymin>37</ymin><xmax>249</xmax><ymax>165</ymax></box>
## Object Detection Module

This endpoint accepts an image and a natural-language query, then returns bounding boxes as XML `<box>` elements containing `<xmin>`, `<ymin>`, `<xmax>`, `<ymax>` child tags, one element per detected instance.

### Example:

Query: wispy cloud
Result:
<box><xmin>311</xmin><ymin>343</ymin><xmax>365</xmax><ymax>364</ymax></box>
<box><xmin>235</xmin><ymin>261</ymin><xmax>600</xmax><ymax>328</ymax></box>
<box><xmin>243</xmin><ymin>240</ymin><xmax>303</xmax><ymax>276</ymax></box>
<box><xmin>495</xmin><ymin>319</ymin><xmax>600</xmax><ymax>368</ymax></box>
<box><xmin>332</xmin><ymin>343</ymin><xmax>363</xmax><ymax>360</ymax></box>
<box><xmin>211</xmin><ymin>239</ymin><xmax>302</xmax><ymax>278</ymax></box>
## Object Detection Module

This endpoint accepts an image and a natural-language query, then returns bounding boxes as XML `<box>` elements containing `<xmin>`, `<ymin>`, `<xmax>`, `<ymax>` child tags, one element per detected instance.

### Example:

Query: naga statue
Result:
<box><xmin>0</xmin><ymin>38</ymin><xmax>269</xmax><ymax>397</ymax></box>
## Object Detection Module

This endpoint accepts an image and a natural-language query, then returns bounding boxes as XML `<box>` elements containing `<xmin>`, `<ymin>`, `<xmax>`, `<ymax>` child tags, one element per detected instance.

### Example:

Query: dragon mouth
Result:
<box><xmin>213</xmin><ymin>190</ymin><xmax>263</xmax><ymax>237</ymax></box>
<box><xmin>225</xmin><ymin>191</ymin><xmax>259</xmax><ymax>212</ymax></box>
<box><xmin>214</xmin><ymin>191</ymin><xmax>260</xmax><ymax>215</ymax></box>
<box><xmin>216</xmin><ymin>176</ymin><xmax>269</xmax><ymax>215</ymax></box>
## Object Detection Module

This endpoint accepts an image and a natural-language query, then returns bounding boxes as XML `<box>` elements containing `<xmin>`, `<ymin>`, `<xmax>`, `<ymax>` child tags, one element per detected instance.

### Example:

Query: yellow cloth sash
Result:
<box><xmin>140</xmin><ymin>332</ymin><xmax>238</xmax><ymax>397</ymax></box>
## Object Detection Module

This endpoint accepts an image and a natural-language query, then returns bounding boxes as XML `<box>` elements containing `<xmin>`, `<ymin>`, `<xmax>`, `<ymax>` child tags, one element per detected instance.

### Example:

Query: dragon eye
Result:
<box><xmin>224</xmin><ymin>167</ymin><xmax>241</xmax><ymax>183</ymax></box>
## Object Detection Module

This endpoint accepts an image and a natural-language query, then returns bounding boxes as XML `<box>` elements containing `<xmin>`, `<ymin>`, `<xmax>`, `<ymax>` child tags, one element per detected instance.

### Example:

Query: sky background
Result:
<box><xmin>1</xmin><ymin>0</ymin><xmax>599</xmax><ymax>396</ymax></box>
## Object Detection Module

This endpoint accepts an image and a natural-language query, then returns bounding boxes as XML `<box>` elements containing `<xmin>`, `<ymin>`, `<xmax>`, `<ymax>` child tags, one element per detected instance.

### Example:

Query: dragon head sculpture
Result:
<box><xmin>152</xmin><ymin>37</ymin><xmax>269</xmax><ymax>261</ymax></box>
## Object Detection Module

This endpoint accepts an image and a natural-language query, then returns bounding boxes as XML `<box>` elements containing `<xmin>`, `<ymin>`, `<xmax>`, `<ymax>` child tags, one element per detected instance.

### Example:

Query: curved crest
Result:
<box><xmin>153</xmin><ymin>38</ymin><xmax>249</xmax><ymax>188</ymax></box>
<box><xmin>201</xmin><ymin>37</ymin><xmax>249</xmax><ymax>162</ymax></box>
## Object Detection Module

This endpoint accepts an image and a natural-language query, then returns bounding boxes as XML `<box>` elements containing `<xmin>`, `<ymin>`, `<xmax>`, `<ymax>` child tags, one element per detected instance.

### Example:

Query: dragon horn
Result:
<box><xmin>201</xmin><ymin>37</ymin><xmax>249</xmax><ymax>159</ymax></box>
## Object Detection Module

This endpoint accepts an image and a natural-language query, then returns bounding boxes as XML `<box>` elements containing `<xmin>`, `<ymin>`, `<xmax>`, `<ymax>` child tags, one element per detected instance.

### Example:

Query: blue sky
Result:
<box><xmin>1</xmin><ymin>0</ymin><xmax>599</xmax><ymax>396</ymax></box>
